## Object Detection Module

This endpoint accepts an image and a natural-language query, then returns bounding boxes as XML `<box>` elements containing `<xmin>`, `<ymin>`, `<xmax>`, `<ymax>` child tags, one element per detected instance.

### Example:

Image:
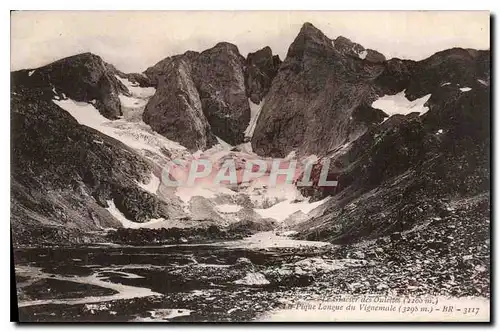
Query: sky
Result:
<box><xmin>11</xmin><ymin>11</ymin><xmax>490</xmax><ymax>73</ymax></box>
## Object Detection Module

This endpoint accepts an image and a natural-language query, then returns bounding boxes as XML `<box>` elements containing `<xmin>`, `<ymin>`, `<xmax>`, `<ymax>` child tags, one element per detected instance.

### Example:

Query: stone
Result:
<box><xmin>390</xmin><ymin>232</ymin><xmax>403</xmax><ymax>242</ymax></box>
<box><xmin>234</xmin><ymin>257</ymin><xmax>253</xmax><ymax>267</ymax></box>
<box><xmin>351</xmin><ymin>251</ymin><xmax>366</xmax><ymax>259</ymax></box>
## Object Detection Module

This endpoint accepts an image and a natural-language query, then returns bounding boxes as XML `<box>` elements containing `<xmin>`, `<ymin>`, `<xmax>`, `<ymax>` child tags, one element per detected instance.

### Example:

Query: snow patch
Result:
<box><xmin>238</xmin><ymin>142</ymin><xmax>254</xmax><ymax>154</ymax></box>
<box><xmin>54</xmin><ymin>99</ymin><xmax>109</xmax><ymax>128</ymax></box>
<box><xmin>247</xmin><ymin>184</ymin><xmax>302</xmax><ymax>209</ymax></box>
<box><xmin>28</xmin><ymin>70</ymin><xmax>35</xmax><ymax>76</ymax></box>
<box><xmin>436</xmin><ymin>129</ymin><xmax>444</xmax><ymax>135</ymax></box>
<box><xmin>138</xmin><ymin>172</ymin><xmax>161</xmax><ymax>195</ymax></box>
<box><xmin>244</xmin><ymin>98</ymin><xmax>264</xmax><ymax>138</ymax></box>
<box><xmin>441</xmin><ymin>82</ymin><xmax>451</xmax><ymax>86</ymax></box>
<box><xmin>284</xmin><ymin>150</ymin><xmax>296</xmax><ymax>160</ymax></box>
<box><xmin>460</xmin><ymin>87</ymin><xmax>472</xmax><ymax>92</ymax></box>
<box><xmin>358</xmin><ymin>50</ymin><xmax>367</xmax><ymax>60</ymax></box>
<box><xmin>259</xmin><ymin>296</ymin><xmax>490</xmax><ymax>322</ymax></box>
<box><xmin>132</xmin><ymin>309</ymin><xmax>192</xmax><ymax>322</ymax></box>
<box><xmin>234</xmin><ymin>272</ymin><xmax>270</xmax><ymax>286</ymax></box>
<box><xmin>371</xmin><ymin>90</ymin><xmax>431</xmax><ymax>116</ymax></box>
<box><xmin>53</xmin><ymin>98</ymin><xmax>187</xmax><ymax>164</ymax></box>
<box><xmin>477</xmin><ymin>79</ymin><xmax>488</xmax><ymax>86</ymax></box>
<box><xmin>255</xmin><ymin>196</ymin><xmax>330</xmax><ymax>223</ymax></box>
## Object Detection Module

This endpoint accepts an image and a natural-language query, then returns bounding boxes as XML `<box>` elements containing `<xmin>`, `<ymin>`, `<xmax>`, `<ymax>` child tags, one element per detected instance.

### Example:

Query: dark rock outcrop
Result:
<box><xmin>245</xmin><ymin>46</ymin><xmax>282</xmax><ymax>104</ymax></box>
<box><xmin>11</xmin><ymin>52</ymin><xmax>128</xmax><ymax>119</ymax></box>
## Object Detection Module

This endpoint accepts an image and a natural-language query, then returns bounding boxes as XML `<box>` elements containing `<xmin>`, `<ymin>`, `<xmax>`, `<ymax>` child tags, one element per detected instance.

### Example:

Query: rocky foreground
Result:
<box><xmin>15</xmin><ymin>190</ymin><xmax>489</xmax><ymax>322</ymax></box>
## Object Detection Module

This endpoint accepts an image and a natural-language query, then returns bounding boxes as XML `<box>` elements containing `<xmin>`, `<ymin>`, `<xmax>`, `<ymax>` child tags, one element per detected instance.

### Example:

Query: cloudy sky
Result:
<box><xmin>11</xmin><ymin>11</ymin><xmax>490</xmax><ymax>73</ymax></box>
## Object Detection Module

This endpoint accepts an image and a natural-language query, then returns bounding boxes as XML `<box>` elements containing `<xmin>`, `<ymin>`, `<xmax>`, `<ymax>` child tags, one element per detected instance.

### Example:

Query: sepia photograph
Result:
<box><xmin>10</xmin><ymin>10</ymin><xmax>490</xmax><ymax>322</ymax></box>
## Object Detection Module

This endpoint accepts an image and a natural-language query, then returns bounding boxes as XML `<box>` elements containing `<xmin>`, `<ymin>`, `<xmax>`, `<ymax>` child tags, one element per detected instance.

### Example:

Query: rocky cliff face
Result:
<box><xmin>11</xmin><ymin>53</ymin><xmax>128</xmax><ymax>119</ymax></box>
<box><xmin>241</xmin><ymin>23</ymin><xmax>490</xmax><ymax>244</ymax></box>
<box><xmin>245</xmin><ymin>46</ymin><xmax>282</xmax><ymax>104</ymax></box>
<box><xmin>251</xmin><ymin>23</ymin><xmax>387</xmax><ymax>157</ymax></box>
<box><xmin>251</xmin><ymin>23</ymin><xmax>490</xmax><ymax>159</ymax></box>
<box><xmin>143</xmin><ymin>43</ymin><xmax>282</xmax><ymax>148</ymax></box>
<box><xmin>143</xmin><ymin>56</ymin><xmax>218</xmax><ymax>151</ymax></box>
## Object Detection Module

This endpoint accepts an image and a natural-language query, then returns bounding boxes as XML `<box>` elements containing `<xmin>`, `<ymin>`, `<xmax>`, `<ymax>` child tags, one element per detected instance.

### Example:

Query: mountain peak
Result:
<box><xmin>54</xmin><ymin>52</ymin><xmax>104</xmax><ymax>65</ymax></box>
<box><xmin>210</xmin><ymin>42</ymin><xmax>241</xmax><ymax>54</ymax></box>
